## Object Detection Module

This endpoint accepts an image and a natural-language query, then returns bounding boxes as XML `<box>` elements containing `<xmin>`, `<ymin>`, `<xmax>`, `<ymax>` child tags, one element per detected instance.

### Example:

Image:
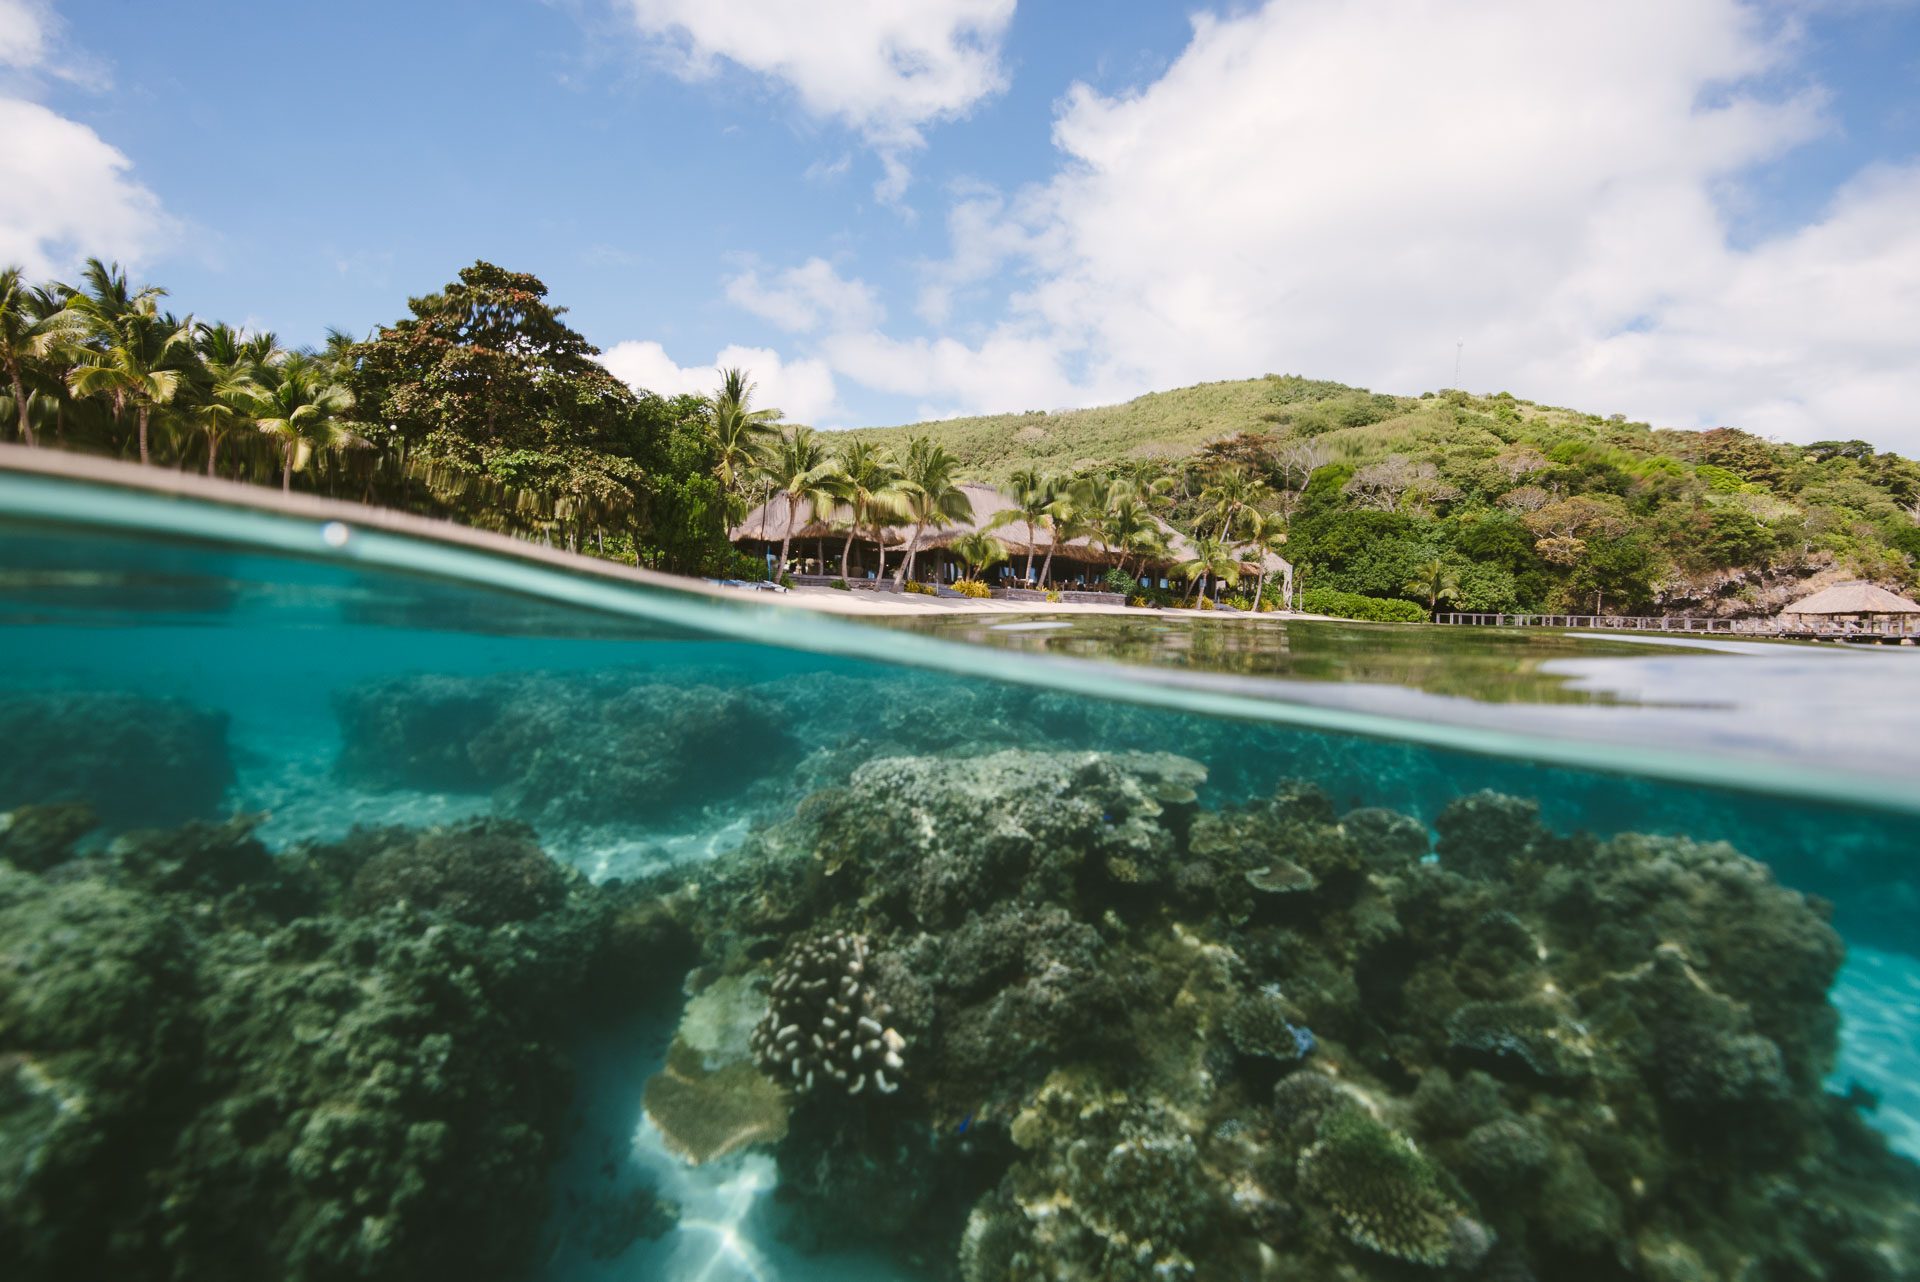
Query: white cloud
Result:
<box><xmin>775</xmin><ymin>0</ymin><xmax>1920</xmax><ymax>451</ymax></box>
<box><xmin>0</xmin><ymin>2</ymin><xmax>170</xmax><ymax>277</ymax></box>
<box><xmin>612</xmin><ymin>0</ymin><xmax>1014</xmax><ymax>203</ymax></box>
<box><xmin>724</xmin><ymin>257</ymin><xmax>884</xmax><ymax>333</ymax></box>
<box><xmin>598</xmin><ymin>340</ymin><xmax>843</xmax><ymax>425</ymax></box>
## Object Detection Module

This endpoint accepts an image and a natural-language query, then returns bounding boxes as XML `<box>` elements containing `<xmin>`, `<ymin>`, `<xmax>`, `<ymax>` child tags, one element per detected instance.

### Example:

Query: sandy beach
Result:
<box><xmin>711</xmin><ymin>582</ymin><xmax>1327</xmax><ymax>620</ymax></box>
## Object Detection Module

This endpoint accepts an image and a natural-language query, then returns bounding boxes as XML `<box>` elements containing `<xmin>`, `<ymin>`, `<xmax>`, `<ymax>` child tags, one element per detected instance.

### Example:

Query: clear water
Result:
<box><xmin>1</xmin><ymin>469</ymin><xmax>1916</xmax><ymax>1282</ymax></box>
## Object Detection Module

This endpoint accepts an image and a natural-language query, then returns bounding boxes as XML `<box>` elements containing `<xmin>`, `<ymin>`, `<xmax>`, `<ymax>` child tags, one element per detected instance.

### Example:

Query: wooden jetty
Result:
<box><xmin>1435</xmin><ymin>612</ymin><xmax>1917</xmax><ymax>644</ymax></box>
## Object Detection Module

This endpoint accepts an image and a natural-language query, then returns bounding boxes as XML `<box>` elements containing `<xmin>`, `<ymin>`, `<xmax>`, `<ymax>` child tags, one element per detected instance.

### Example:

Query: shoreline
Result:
<box><xmin>721</xmin><ymin>582</ymin><xmax>1336</xmax><ymax>620</ymax></box>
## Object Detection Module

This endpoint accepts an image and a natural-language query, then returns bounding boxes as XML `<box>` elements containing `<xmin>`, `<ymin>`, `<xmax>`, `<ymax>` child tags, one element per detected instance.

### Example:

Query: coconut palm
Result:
<box><xmin>1404</xmin><ymin>558</ymin><xmax>1462</xmax><ymax>612</ymax></box>
<box><xmin>251</xmin><ymin>352</ymin><xmax>359</xmax><ymax>492</ymax></box>
<box><xmin>893</xmin><ymin>435</ymin><xmax>974</xmax><ymax>585</ymax></box>
<box><xmin>187</xmin><ymin>323</ymin><xmax>263</xmax><ymax>477</ymax></box>
<box><xmin>1104</xmin><ymin>494</ymin><xmax>1169</xmax><ymax>577</ymax></box>
<box><xmin>1174</xmin><ymin>534</ymin><xmax>1241</xmax><ymax>607</ymax></box>
<box><xmin>711</xmin><ymin>367</ymin><xmax>783</xmax><ymax>499</ymax></box>
<box><xmin>63</xmin><ymin>261</ymin><xmax>194</xmax><ymax>464</ymax></box>
<box><xmin>828</xmin><ymin>439</ymin><xmax>910</xmax><ymax>580</ymax></box>
<box><xmin>759</xmin><ymin>425</ymin><xmax>836</xmax><ymax>575</ymax></box>
<box><xmin>987</xmin><ymin>467</ymin><xmax>1058</xmax><ymax>585</ymax></box>
<box><xmin>0</xmin><ymin>266</ymin><xmax>83</xmax><ymax>446</ymax></box>
<box><xmin>950</xmin><ymin>531</ymin><xmax>1008</xmax><ymax>582</ymax></box>
<box><xmin>1237</xmin><ymin>509</ymin><xmax>1290</xmax><ymax>611</ymax></box>
<box><xmin>1198</xmin><ymin>465</ymin><xmax>1265</xmax><ymax>542</ymax></box>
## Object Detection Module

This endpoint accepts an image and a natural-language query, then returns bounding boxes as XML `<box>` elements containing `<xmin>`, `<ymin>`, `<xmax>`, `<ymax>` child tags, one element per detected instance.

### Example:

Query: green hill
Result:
<box><xmin>837</xmin><ymin>374</ymin><xmax>1920</xmax><ymax>618</ymax></box>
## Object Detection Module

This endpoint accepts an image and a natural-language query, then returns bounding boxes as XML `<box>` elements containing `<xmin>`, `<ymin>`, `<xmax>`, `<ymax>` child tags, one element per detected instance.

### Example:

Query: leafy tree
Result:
<box><xmin>1175</xmin><ymin>534</ymin><xmax>1240</xmax><ymax>606</ymax></box>
<box><xmin>988</xmin><ymin>467</ymin><xmax>1060</xmax><ymax>584</ymax></box>
<box><xmin>186</xmin><ymin>323</ymin><xmax>263</xmax><ymax>476</ymax></box>
<box><xmin>0</xmin><ymin>266</ymin><xmax>80</xmax><ymax>446</ymax></box>
<box><xmin>710</xmin><ymin>366</ymin><xmax>782</xmax><ymax>514</ymax></box>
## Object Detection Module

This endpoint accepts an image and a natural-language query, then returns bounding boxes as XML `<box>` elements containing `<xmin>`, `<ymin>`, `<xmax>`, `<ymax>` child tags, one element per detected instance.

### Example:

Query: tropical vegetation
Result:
<box><xmin>9</xmin><ymin>256</ymin><xmax>1919</xmax><ymax>618</ymax></box>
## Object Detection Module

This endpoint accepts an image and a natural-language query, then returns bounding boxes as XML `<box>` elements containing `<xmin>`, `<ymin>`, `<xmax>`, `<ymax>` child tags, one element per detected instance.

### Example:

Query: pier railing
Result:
<box><xmin>1435</xmin><ymin>612</ymin><xmax>1917</xmax><ymax>640</ymax></box>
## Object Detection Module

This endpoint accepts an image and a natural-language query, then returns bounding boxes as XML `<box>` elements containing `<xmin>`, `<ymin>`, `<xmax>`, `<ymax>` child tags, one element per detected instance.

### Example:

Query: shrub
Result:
<box><xmin>1045</xmin><ymin>590</ymin><xmax>1062</xmax><ymax>603</ymax></box>
<box><xmin>1102</xmin><ymin>567</ymin><xmax>1139</xmax><ymax>596</ymax></box>
<box><xmin>778</xmin><ymin>574</ymin><xmax>793</xmax><ymax>589</ymax></box>
<box><xmin>829</xmin><ymin>579</ymin><xmax>851</xmax><ymax>591</ymax></box>
<box><xmin>1197</xmin><ymin>597</ymin><xmax>1216</xmax><ymax>610</ymax></box>
<box><xmin>1301</xmin><ymin>588</ymin><xmax>1429</xmax><ymax>623</ymax></box>
<box><xmin>951</xmin><ymin>579</ymin><xmax>992</xmax><ymax>599</ymax></box>
<box><xmin>903</xmin><ymin>580</ymin><xmax>936</xmax><ymax>595</ymax></box>
<box><xmin>1128</xmin><ymin>595</ymin><xmax>1154</xmax><ymax>608</ymax></box>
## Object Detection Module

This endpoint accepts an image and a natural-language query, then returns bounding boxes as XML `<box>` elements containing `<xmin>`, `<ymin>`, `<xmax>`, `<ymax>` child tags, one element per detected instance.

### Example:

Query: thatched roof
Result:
<box><xmin>1777</xmin><ymin>581</ymin><xmax>1920</xmax><ymax>615</ymax></box>
<box><xmin>732</xmin><ymin>481</ymin><xmax>1291</xmax><ymax>574</ymax></box>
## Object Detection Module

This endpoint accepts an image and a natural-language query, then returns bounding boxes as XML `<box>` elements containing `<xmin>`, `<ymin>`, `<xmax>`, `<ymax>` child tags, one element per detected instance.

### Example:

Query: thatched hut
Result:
<box><xmin>731</xmin><ymin>480</ymin><xmax>1291</xmax><ymax>595</ymax></box>
<box><xmin>1777</xmin><ymin>581</ymin><xmax>1920</xmax><ymax>633</ymax></box>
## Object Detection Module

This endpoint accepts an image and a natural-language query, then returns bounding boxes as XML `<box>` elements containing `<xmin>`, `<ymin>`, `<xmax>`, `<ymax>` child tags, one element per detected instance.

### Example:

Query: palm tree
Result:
<box><xmin>893</xmin><ymin>435</ymin><xmax>974</xmax><ymax>585</ymax></box>
<box><xmin>63</xmin><ymin>261</ymin><xmax>193</xmax><ymax>464</ymax></box>
<box><xmin>950</xmin><ymin>531</ymin><xmax>1008</xmax><ymax>582</ymax></box>
<box><xmin>759</xmin><ymin>426</ymin><xmax>836</xmax><ymax>576</ymax></box>
<box><xmin>1104</xmin><ymin>494</ymin><xmax>1169</xmax><ymax>578</ymax></box>
<box><xmin>0</xmin><ymin>266</ymin><xmax>82</xmax><ymax>446</ymax></box>
<box><xmin>251</xmin><ymin>352</ymin><xmax>358</xmax><ymax>492</ymax></box>
<box><xmin>1238</xmin><ymin>509</ymin><xmax>1290</xmax><ymax>610</ymax></box>
<box><xmin>828</xmin><ymin>439</ymin><xmax>909</xmax><ymax>580</ymax></box>
<box><xmin>1404</xmin><ymin>558</ymin><xmax>1462</xmax><ymax>612</ymax></box>
<box><xmin>987</xmin><ymin>467</ymin><xmax>1058</xmax><ymax>585</ymax></box>
<box><xmin>1198</xmin><ymin>465</ymin><xmax>1264</xmax><ymax>542</ymax></box>
<box><xmin>711</xmin><ymin>367</ymin><xmax>783</xmax><ymax>501</ymax></box>
<box><xmin>187</xmin><ymin>323</ymin><xmax>262</xmax><ymax>477</ymax></box>
<box><xmin>1174</xmin><ymin>534</ymin><xmax>1241</xmax><ymax>607</ymax></box>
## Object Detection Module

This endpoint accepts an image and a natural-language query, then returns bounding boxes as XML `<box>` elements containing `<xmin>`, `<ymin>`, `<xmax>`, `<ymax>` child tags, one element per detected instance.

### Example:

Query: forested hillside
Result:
<box><xmin>863</xmin><ymin>376</ymin><xmax>1920</xmax><ymax>616</ymax></box>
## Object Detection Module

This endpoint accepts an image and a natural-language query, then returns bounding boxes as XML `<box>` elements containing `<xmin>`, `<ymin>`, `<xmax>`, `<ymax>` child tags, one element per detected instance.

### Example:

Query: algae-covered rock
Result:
<box><xmin>643</xmin><ymin>1039</ymin><xmax>790</xmax><ymax>1164</ymax></box>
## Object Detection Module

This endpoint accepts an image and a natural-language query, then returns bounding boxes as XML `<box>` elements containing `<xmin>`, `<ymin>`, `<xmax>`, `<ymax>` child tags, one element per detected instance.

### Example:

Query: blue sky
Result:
<box><xmin>3</xmin><ymin>0</ymin><xmax>1918</xmax><ymax>448</ymax></box>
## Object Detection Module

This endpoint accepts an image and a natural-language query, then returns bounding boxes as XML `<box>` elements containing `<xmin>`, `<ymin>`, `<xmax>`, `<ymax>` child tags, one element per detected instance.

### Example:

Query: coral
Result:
<box><xmin>0</xmin><ymin>801</ymin><xmax>96</xmax><ymax>872</ymax></box>
<box><xmin>1343</xmin><ymin>806</ymin><xmax>1431</xmax><ymax>871</ymax></box>
<box><xmin>749</xmin><ymin>931</ymin><xmax>906</xmax><ymax>1097</ymax></box>
<box><xmin>0</xmin><ymin>692</ymin><xmax>232</xmax><ymax>829</ymax></box>
<box><xmin>0</xmin><ymin>812</ymin><xmax>643</xmax><ymax>1282</ymax></box>
<box><xmin>1223</xmin><ymin>984</ymin><xmax>1315</xmax><ymax>1061</ymax></box>
<box><xmin>335</xmin><ymin>672</ymin><xmax>795</xmax><ymax>825</ymax></box>
<box><xmin>1296</xmin><ymin>1106</ymin><xmax>1482</xmax><ymax>1267</ymax></box>
<box><xmin>1462</xmin><ymin>1116</ymin><xmax>1552</xmax><ymax>1187</ymax></box>
<box><xmin>642</xmin><ymin>1039</ymin><xmax>790</xmax><ymax>1163</ymax></box>
<box><xmin>345</xmin><ymin>818</ymin><xmax>570</xmax><ymax>927</ymax></box>
<box><xmin>1445</xmin><ymin>999</ymin><xmax>1591</xmax><ymax>1084</ymax></box>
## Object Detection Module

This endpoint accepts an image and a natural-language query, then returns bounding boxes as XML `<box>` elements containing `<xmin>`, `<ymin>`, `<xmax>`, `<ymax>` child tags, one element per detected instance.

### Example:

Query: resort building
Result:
<box><xmin>731</xmin><ymin>481</ymin><xmax>1292</xmax><ymax>597</ymax></box>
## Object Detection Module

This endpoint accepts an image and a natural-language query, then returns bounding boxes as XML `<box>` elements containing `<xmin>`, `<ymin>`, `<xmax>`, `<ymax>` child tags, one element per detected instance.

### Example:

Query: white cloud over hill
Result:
<box><xmin>598</xmin><ymin>340</ymin><xmax>842</xmax><ymax>426</ymax></box>
<box><xmin>680</xmin><ymin>0</ymin><xmax>1920</xmax><ymax>450</ymax></box>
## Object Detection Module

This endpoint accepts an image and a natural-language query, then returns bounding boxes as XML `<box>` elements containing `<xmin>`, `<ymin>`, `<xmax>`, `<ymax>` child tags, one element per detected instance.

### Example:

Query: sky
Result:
<box><xmin>2</xmin><ymin>0</ymin><xmax>1917</xmax><ymax>449</ymax></box>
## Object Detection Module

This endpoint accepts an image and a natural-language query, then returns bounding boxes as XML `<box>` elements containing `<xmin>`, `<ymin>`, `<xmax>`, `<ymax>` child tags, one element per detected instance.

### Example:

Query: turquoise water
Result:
<box><xmin>1</xmin><ymin>471</ymin><xmax>1917</xmax><ymax>1281</ymax></box>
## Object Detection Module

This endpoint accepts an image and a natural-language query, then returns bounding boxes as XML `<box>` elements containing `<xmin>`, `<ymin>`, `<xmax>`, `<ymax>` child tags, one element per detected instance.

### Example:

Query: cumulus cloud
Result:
<box><xmin>612</xmin><ymin>0</ymin><xmax>1014</xmax><ymax>202</ymax></box>
<box><xmin>0</xmin><ymin>1</ymin><xmax>171</xmax><ymax>277</ymax></box>
<box><xmin>762</xmin><ymin>0</ymin><xmax>1917</xmax><ymax>450</ymax></box>
<box><xmin>724</xmin><ymin>257</ymin><xmax>884</xmax><ymax>333</ymax></box>
<box><xmin>598</xmin><ymin>340</ymin><xmax>843</xmax><ymax>425</ymax></box>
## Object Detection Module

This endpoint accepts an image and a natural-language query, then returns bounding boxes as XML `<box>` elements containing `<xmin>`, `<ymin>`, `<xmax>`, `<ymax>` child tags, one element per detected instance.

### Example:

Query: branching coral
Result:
<box><xmin>749</xmin><ymin>931</ymin><xmax>906</xmax><ymax>1096</ymax></box>
<box><xmin>1297</xmin><ymin>1107</ymin><xmax>1486</xmax><ymax>1268</ymax></box>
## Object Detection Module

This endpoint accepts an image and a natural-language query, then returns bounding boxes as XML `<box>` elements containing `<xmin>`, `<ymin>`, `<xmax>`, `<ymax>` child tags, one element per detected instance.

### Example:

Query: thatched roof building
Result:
<box><xmin>731</xmin><ymin>480</ymin><xmax>1291</xmax><ymax>585</ymax></box>
<box><xmin>1777</xmin><ymin>582</ymin><xmax>1920</xmax><ymax>616</ymax></box>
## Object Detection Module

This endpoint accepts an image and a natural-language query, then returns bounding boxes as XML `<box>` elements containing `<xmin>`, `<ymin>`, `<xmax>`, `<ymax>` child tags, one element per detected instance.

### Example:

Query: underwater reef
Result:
<box><xmin>332</xmin><ymin>668</ymin><xmax>1919</xmax><ymax>954</ymax></box>
<box><xmin>0</xmin><ymin>691</ymin><xmax>232</xmax><ymax>829</ymax></box>
<box><xmin>0</xmin><ymin>806</ymin><xmax>684</xmax><ymax>1282</ymax></box>
<box><xmin>646</xmin><ymin>749</ymin><xmax>1920</xmax><ymax>1280</ymax></box>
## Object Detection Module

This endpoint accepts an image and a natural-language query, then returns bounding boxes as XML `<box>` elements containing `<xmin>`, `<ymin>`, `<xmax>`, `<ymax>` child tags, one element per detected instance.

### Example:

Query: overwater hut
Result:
<box><xmin>731</xmin><ymin>480</ymin><xmax>1292</xmax><ymax>596</ymax></box>
<box><xmin>1776</xmin><ymin>581</ymin><xmax>1920</xmax><ymax>635</ymax></box>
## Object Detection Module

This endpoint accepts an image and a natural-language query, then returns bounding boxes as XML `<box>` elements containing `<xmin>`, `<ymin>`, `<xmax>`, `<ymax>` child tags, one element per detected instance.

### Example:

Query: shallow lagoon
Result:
<box><xmin>1</xmin><ymin>469</ymin><xmax>1916</xmax><ymax>1281</ymax></box>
